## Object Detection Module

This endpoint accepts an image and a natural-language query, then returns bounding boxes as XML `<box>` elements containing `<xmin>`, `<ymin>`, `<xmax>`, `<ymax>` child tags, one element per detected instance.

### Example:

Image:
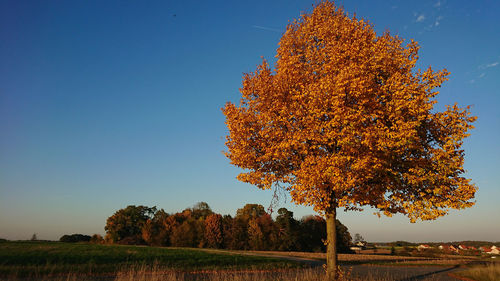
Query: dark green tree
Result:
<box><xmin>275</xmin><ymin>208</ymin><xmax>300</xmax><ymax>251</ymax></box>
<box><xmin>299</xmin><ymin>215</ymin><xmax>327</xmax><ymax>252</ymax></box>
<box><xmin>104</xmin><ymin>205</ymin><xmax>156</xmax><ymax>244</ymax></box>
<box><xmin>298</xmin><ymin>215</ymin><xmax>352</xmax><ymax>253</ymax></box>
<box><xmin>191</xmin><ymin>202</ymin><xmax>213</xmax><ymax>219</ymax></box>
<box><xmin>59</xmin><ymin>234</ymin><xmax>91</xmax><ymax>243</ymax></box>
<box><xmin>335</xmin><ymin>220</ymin><xmax>352</xmax><ymax>253</ymax></box>
<box><xmin>229</xmin><ymin>217</ymin><xmax>249</xmax><ymax>250</ymax></box>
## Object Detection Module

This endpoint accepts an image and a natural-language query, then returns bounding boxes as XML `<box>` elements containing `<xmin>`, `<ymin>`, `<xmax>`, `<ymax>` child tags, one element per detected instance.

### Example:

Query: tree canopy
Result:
<box><xmin>223</xmin><ymin>1</ymin><xmax>476</xmax><ymax>222</ymax></box>
<box><xmin>104</xmin><ymin>205</ymin><xmax>156</xmax><ymax>244</ymax></box>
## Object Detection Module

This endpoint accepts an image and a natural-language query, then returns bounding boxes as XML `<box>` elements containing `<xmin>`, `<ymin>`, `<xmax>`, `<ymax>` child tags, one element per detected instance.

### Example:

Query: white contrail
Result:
<box><xmin>252</xmin><ymin>25</ymin><xmax>281</xmax><ymax>33</ymax></box>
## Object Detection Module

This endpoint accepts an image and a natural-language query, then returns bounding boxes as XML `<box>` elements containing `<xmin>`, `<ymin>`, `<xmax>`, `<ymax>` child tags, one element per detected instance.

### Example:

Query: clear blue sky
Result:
<box><xmin>1</xmin><ymin>0</ymin><xmax>499</xmax><ymax>242</ymax></box>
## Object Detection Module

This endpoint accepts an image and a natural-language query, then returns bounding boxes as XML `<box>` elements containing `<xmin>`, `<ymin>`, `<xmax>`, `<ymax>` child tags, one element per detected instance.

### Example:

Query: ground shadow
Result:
<box><xmin>395</xmin><ymin>265</ymin><xmax>460</xmax><ymax>281</ymax></box>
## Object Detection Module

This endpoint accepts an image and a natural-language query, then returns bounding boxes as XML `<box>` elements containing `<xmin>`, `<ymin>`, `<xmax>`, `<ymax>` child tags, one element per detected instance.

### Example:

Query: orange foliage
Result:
<box><xmin>204</xmin><ymin>213</ymin><xmax>224</xmax><ymax>248</ymax></box>
<box><xmin>222</xmin><ymin>1</ymin><xmax>476</xmax><ymax>222</ymax></box>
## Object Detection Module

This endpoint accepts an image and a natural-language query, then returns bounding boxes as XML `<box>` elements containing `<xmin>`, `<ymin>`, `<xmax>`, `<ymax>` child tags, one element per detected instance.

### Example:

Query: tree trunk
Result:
<box><xmin>326</xmin><ymin>208</ymin><xmax>337</xmax><ymax>281</ymax></box>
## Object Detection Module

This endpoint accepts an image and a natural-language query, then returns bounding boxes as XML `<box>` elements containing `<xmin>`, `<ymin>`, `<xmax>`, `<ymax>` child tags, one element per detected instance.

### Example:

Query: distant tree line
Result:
<box><xmin>103</xmin><ymin>202</ymin><xmax>353</xmax><ymax>253</ymax></box>
<box><xmin>59</xmin><ymin>233</ymin><xmax>104</xmax><ymax>244</ymax></box>
<box><xmin>388</xmin><ymin>241</ymin><xmax>417</xmax><ymax>247</ymax></box>
<box><xmin>59</xmin><ymin>234</ymin><xmax>91</xmax><ymax>243</ymax></box>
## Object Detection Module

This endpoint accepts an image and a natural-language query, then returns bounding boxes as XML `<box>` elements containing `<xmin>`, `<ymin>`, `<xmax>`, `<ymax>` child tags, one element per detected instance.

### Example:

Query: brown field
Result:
<box><xmin>235</xmin><ymin>250</ymin><xmax>433</xmax><ymax>262</ymax></box>
<box><xmin>355</xmin><ymin>249</ymin><xmax>391</xmax><ymax>255</ymax></box>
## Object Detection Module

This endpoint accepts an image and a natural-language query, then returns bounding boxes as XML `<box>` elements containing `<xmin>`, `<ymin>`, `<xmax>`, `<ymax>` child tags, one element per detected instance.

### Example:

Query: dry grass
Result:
<box><xmin>115</xmin><ymin>267</ymin><xmax>330</xmax><ymax>281</ymax></box>
<box><xmin>454</xmin><ymin>263</ymin><xmax>500</xmax><ymax>281</ymax></box>
<box><xmin>1</xmin><ymin>266</ymin><xmax>440</xmax><ymax>281</ymax></box>
<box><xmin>393</xmin><ymin>259</ymin><xmax>473</xmax><ymax>266</ymax></box>
<box><xmin>112</xmin><ymin>267</ymin><xmax>386</xmax><ymax>281</ymax></box>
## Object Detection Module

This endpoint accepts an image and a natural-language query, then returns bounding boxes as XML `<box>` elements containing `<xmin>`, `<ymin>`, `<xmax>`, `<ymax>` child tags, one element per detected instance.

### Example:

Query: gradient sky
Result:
<box><xmin>1</xmin><ymin>0</ymin><xmax>499</xmax><ymax>242</ymax></box>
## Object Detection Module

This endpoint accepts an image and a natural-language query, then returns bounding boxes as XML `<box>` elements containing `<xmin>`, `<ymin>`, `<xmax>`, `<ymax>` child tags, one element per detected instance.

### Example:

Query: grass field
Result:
<box><xmin>0</xmin><ymin>241</ymin><xmax>303</xmax><ymax>278</ymax></box>
<box><xmin>3</xmin><ymin>241</ymin><xmax>497</xmax><ymax>280</ymax></box>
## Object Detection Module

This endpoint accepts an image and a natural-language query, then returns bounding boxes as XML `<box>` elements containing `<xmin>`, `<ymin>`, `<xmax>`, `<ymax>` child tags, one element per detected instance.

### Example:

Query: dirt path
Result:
<box><xmin>346</xmin><ymin>264</ymin><xmax>463</xmax><ymax>281</ymax></box>
<box><xmin>220</xmin><ymin>250</ymin><xmax>465</xmax><ymax>281</ymax></box>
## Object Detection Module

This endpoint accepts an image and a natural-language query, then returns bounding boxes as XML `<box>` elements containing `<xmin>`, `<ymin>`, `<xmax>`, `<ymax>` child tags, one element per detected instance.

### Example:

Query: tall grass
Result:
<box><xmin>2</xmin><ymin>265</ymin><xmax>446</xmax><ymax>281</ymax></box>
<box><xmin>455</xmin><ymin>262</ymin><xmax>500</xmax><ymax>281</ymax></box>
<box><xmin>116</xmin><ymin>268</ymin><xmax>330</xmax><ymax>281</ymax></box>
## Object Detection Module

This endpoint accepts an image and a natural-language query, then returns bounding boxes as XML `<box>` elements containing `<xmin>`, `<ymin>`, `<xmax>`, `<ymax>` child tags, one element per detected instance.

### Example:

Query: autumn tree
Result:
<box><xmin>170</xmin><ymin>217</ymin><xmax>204</xmax><ymax>247</ymax></box>
<box><xmin>248</xmin><ymin>213</ymin><xmax>277</xmax><ymax>250</ymax></box>
<box><xmin>221</xmin><ymin>215</ymin><xmax>235</xmax><ymax>249</ymax></box>
<box><xmin>160</xmin><ymin>214</ymin><xmax>181</xmax><ymax>246</ymax></box>
<box><xmin>222</xmin><ymin>1</ymin><xmax>476</xmax><ymax>279</ymax></box>
<box><xmin>204</xmin><ymin>213</ymin><xmax>224</xmax><ymax>248</ymax></box>
<box><xmin>228</xmin><ymin>216</ymin><xmax>249</xmax><ymax>249</ymax></box>
<box><xmin>235</xmin><ymin>203</ymin><xmax>266</xmax><ymax>221</ymax></box>
<box><xmin>142</xmin><ymin>209</ymin><xmax>170</xmax><ymax>246</ymax></box>
<box><xmin>228</xmin><ymin>204</ymin><xmax>266</xmax><ymax>250</ymax></box>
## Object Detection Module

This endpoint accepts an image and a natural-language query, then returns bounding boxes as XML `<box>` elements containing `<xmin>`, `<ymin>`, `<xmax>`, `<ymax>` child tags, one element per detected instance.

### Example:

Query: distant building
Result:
<box><xmin>417</xmin><ymin>244</ymin><xmax>432</xmax><ymax>250</ymax></box>
<box><xmin>350</xmin><ymin>246</ymin><xmax>362</xmax><ymax>252</ymax></box>
<box><xmin>438</xmin><ymin>244</ymin><xmax>453</xmax><ymax>251</ymax></box>
<box><xmin>479</xmin><ymin>246</ymin><xmax>490</xmax><ymax>252</ymax></box>
<box><xmin>355</xmin><ymin>241</ymin><xmax>366</xmax><ymax>247</ymax></box>
<box><xmin>487</xmin><ymin>247</ymin><xmax>500</xmax><ymax>255</ymax></box>
<box><xmin>449</xmin><ymin>245</ymin><xmax>459</xmax><ymax>252</ymax></box>
<box><xmin>478</xmin><ymin>246</ymin><xmax>499</xmax><ymax>254</ymax></box>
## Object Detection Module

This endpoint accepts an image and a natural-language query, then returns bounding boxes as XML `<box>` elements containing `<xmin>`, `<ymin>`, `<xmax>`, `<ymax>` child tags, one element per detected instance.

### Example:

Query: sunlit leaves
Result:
<box><xmin>223</xmin><ymin>1</ymin><xmax>476</xmax><ymax>222</ymax></box>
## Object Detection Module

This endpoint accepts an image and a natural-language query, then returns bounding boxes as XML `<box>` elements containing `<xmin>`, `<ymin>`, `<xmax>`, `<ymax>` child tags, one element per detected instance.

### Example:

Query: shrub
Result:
<box><xmin>90</xmin><ymin>234</ymin><xmax>105</xmax><ymax>244</ymax></box>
